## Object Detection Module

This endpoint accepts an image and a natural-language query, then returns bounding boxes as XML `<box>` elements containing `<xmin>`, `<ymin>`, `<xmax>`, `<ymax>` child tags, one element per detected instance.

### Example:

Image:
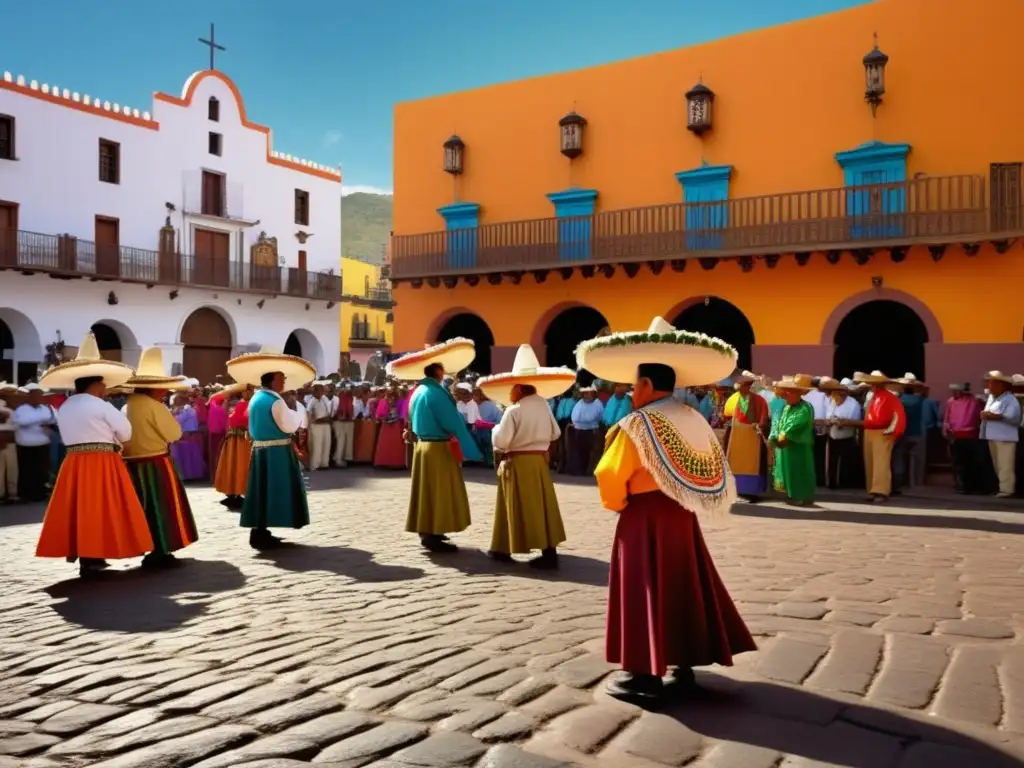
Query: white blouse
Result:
<box><xmin>57</xmin><ymin>394</ymin><xmax>132</xmax><ymax>446</ymax></box>
<box><xmin>492</xmin><ymin>394</ymin><xmax>561</xmax><ymax>453</ymax></box>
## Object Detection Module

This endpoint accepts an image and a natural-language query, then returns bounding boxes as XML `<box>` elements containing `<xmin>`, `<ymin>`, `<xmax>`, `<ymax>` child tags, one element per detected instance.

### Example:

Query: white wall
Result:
<box><xmin>0</xmin><ymin>70</ymin><xmax>341</xmax><ymax>273</ymax></box>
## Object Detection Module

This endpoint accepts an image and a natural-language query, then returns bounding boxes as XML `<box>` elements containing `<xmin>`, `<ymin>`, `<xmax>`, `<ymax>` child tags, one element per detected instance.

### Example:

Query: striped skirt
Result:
<box><xmin>125</xmin><ymin>453</ymin><xmax>199</xmax><ymax>554</ymax></box>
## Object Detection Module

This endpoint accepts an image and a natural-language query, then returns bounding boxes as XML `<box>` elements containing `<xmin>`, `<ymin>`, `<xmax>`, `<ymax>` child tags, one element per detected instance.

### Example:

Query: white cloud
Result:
<box><xmin>342</xmin><ymin>185</ymin><xmax>393</xmax><ymax>197</ymax></box>
<box><xmin>323</xmin><ymin>129</ymin><xmax>343</xmax><ymax>147</ymax></box>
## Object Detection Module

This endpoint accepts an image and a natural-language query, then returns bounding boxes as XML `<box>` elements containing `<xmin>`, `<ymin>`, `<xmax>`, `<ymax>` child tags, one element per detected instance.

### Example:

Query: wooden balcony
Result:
<box><xmin>0</xmin><ymin>229</ymin><xmax>341</xmax><ymax>301</ymax></box>
<box><xmin>390</xmin><ymin>175</ymin><xmax>1021</xmax><ymax>280</ymax></box>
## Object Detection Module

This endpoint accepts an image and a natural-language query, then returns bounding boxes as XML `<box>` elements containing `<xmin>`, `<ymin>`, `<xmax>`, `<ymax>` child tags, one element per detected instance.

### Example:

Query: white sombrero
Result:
<box><xmin>226</xmin><ymin>345</ymin><xmax>317</xmax><ymax>392</ymax></box>
<box><xmin>124</xmin><ymin>347</ymin><xmax>189</xmax><ymax>390</ymax></box>
<box><xmin>985</xmin><ymin>370</ymin><xmax>1015</xmax><ymax>384</ymax></box>
<box><xmin>476</xmin><ymin>344</ymin><xmax>576</xmax><ymax>406</ymax></box>
<box><xmin>853</xmin><ymin>370</ymin><xmax>892</xmax><ymax>384</ymax></box>
<box><xmin>574</xmin><ymin>317</ymin><xmax>737</xmax><ymax>387</ymax></box>
<box><xmin>732</xmin><ymin>370</ymin><xmax>757</xmax><ymax>387</ymax></box>
<box><xmin>39</xmin><ymin>333</ymin><xmax>134</xmax><ymax>390</ymax></box>
<box><xmin>385</xmin><ymin>337</ymin><xmax>476</xmax><ymax>382</ymax></box>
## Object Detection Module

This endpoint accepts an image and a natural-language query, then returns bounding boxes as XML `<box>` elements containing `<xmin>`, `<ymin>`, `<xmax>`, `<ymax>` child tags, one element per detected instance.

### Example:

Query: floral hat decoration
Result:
<box><xmin>574</xmin><ymin>317</ymin><xmax>737</xmax><ymax>387</ymax></box>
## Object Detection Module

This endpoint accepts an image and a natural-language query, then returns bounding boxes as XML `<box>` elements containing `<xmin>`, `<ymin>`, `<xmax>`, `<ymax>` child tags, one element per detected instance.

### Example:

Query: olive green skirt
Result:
<box><xmin>491</xmin><ymin>453</ymin><xmax>567</xmax><ymax>554</ymax></box>
<box><xmin>406</xmin><ymin>440</ymin><xmax>472</xmax><ymax>535</ymax></box>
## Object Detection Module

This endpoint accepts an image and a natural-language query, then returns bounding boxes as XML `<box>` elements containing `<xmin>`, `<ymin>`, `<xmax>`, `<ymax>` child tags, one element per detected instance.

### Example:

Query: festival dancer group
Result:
<box><xmin>32</xmin><ymin>317</ymin><xmax>757</xmax><ymax>708</ymax></box>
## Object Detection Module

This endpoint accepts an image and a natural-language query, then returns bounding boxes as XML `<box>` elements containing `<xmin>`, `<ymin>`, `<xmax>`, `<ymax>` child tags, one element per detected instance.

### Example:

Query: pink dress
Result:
<box><xmin>373</xmin><ymin>400</ymin><xmax>407</xmax><ymax>469</ymax></box>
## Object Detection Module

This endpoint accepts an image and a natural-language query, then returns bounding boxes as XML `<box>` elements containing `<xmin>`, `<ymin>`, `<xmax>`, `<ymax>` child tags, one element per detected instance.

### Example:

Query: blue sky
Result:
<box><xmin>3</xmin><ymin>0</ymin><xmax>866</xmax><ymax>195</ymax></box>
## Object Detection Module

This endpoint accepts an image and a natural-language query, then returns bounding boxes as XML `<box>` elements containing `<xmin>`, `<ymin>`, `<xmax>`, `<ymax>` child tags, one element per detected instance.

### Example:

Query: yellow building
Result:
<box><xmin>340</xmin><ymin>255</ymin><xmax>394</xmax><ymax>374</ymax></box>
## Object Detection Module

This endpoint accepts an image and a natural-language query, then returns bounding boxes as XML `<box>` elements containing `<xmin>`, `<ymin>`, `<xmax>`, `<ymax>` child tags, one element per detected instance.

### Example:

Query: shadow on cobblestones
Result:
<box><xmin>0</xmin><ymin>502</ymin><xmax>46</xmax><ymax>528</ymax></box>
<box><xmin>665</xmin><ymin>674</ymin><xmax>1024</xmax><ymax>767</ymax></box>
<box><xmin>424</xmin><ymin>548</ymin><xmax>609</xmax><ymax>586</ymax></box>
<box><xmin>43</xmin><ymin>559</ymin><xmax>246</xmax><ymax>633</ymax></box>
<box><xmin>734</xmin><ymin>504</ymin><xmax>1024</xmax><ymax>534</ymax></box>
<box><xmin>256</xmin><ymin>545</ymin><xmax>426</xmax><ymax>583</ymax></box>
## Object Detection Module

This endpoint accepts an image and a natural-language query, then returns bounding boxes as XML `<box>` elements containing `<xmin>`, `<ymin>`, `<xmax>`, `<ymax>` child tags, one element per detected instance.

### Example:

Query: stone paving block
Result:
<box><xmin>806</xmin><ymin>631</ymin><xmax>883</xmax><ymax>696</ymax></box>
<box><xmin>201</xmin><ymin>684</ymin><xmax>312</xmax><ymax>720</ymax></box>
<box><xmin>160</xmin><ymin>674</ymin><xmax>275</xmax><ymax>713</ymax></box>
<box><xmin>47</xmin><ymin>708</ymin><xmax>166</xmax><ymax>754</ymax></box>
<box><xmin>755</xmin><ymin>635</ymin><xmax>830</xmax><ymax>685</ymax></box>
<box><xmin>312</xmin><ymin>722</ymin><xmax>429</xmax><ymax>763</ymax></box>
<box><xmin>520</xmin><ymin>686</ymin><xmax>591</xmax><ymax>722</ymax></box>
<box><xmin>244</xmin><ymin>692</ymin><xmax>346</xmax><ymax>732</ymax></box>
<box><xmin>934</xmin><ymin>618</ymin><xmax>1015</xmax><ymax>640</ymax></box>
<box><xmin>607</xmin><ymin>712</ymin><xmax>704</xmax><ymax>765</ymax></box>
<box><xmin>868</xmin><ymin>635</ymin><xmax>950</xmax><ymax>710</ymax></box>
<box><xmin>388</xmin><ymin>730</ymin><xmax>487</xmax><ymax>766</ymax></box>
<box><xmin>50</xmin><ymin>715</ymin><xmax>218</xmax><ymax>758</ymax></box>
<box><xmin>17</xmin><ymin>700</ymin><xmax>79</xmax><ymax>722</ymax></box>
<box><xmin>824</xmin><ymin>610</ymin><xmax>882</xmax><ymax>627</ymax></box>
<box><xmin>473</xmin><ymin>712</ymin><xmax>537</xmax><ymax>742</ymax></box>
<box><xmin>36</xmin><ymin>702</ymin><xmax>126</xmax><ymax>735</ymax></box>
<box><xmin>497</xmin><ymin>674</ymin><xmax>557</xmax><ymax>706</ymax></box>
<box><xmin>552</xmin><ymin>655</ymin><xmax>615</xmax><ymax>689</ymax></box>
<box><xmin>932</xmin><ymin>646</ymin><xmax>1002</xmax><ymax>727</ymax></box>
<box><xmin>775</xmin><ymin>603</ymin><xmax>829</xmax><ymax>620</ymax></box>
<box><xmin>698</xmin><ymin>741</ymin><xmax>783</xmax><ymax>768</ymax></box>
<box><xmin>875</xmin><ymin>616</ymin><xmax>935</xmax><ymax>635</ymax></box>
<box><xmin>478</xmin><ymin>744</ymin><xmax>569</xmax><ymax>768</ymax></box>
<box><xmin>0</xmin><ymin>732</ymin><xmax>61</xmax><ymax>756</ymax></box>
<box><xmin>86</xmin><ymin>725</ymin><xmax>258</xmax><ymax>768</ymax></box>
<box><xmin>542</xmin><ymin>704</ymin><xmax>637</xmax><ymax>753</ymax></box>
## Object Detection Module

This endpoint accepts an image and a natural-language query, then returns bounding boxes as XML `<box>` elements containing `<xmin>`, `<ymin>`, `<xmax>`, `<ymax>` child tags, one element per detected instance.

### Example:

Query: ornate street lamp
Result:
<box><xmin>443</xmin><ymin>134</ymin><xmax>464</xmax><ymax>175</ymax></box>
<box><xmin>559</xmin><ymin>111</ymin><xmax>586</xmax><ymax>159</ymax></box>
<box><xmin>685</xmin><ymin>80</ymin><xmax>714</xmax><ymax>135</ymax></box>
<box><xmin>863</xmin><ymin>33</ymin><xmax>889</xmax><ymax>116</ymax></box>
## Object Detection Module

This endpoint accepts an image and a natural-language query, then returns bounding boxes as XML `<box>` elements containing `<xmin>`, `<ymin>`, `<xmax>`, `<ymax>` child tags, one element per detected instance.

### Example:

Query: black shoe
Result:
<box><xmin>142</xmin><ymin>552</ymin><xmax>178</xmax><ymax>570</ymax></box>
<box><xmin>528</xmin><ymin>548</ymin><xmax>559</xmax><ymax>570</ymax></box>
<box><xmin>663</xmin><ymin>667</ymin><xmax>704</xmax><ymax>699</ymax></box>
<box><xmin>79</xmin><ymin>559</ymin><xmax>108</xmax><ymax>579</ymax></box>
<box><xmin>250</xmin><ymin>529</ymin><xmax>286</xmax><ymax>551</ymax></box>
<box><xmin>420</xmin><ymin>534</ymin><xmax>458</xmax><ymax>553</ymax></box>
<box><xmin>606</xmin><ymin>672</ymin><xmax>664</xmax><ymax>707</ymax></box>
<box><xmin>219</xmin><ymin>497</ymin><xmax>233</xmax><ymax>508</ymax></box>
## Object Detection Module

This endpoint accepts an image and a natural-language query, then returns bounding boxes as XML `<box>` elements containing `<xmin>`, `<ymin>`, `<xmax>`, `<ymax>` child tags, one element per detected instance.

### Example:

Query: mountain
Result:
<box><xmin>342</xmin><ymin>193</ymin><xmax>393</xmax><ymax>264</ymax></box>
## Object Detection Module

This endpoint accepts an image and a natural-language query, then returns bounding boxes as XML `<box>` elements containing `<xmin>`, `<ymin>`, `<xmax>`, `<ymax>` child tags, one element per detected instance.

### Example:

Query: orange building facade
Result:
<box><xmin>390</xmin><ymin>0</ymin><xmax>1024</xmax><ymax>391</ymax></box>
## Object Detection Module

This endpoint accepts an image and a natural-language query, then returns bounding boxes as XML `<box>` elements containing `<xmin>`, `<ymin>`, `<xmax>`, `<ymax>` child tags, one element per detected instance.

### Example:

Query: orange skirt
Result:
<box><xmin>36</xmin><ymin>450</ymin><xmax>154</xmax><ymax>560</ymax></box>
<box><xmin>214</xmin><ymin>430</ymin><xmax>251</xmax><ymax>497</ymax></box>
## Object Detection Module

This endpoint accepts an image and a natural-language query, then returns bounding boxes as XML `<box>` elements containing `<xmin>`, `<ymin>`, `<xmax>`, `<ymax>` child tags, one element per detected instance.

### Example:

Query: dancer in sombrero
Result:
<box><xmin>35</xmin><ymin>334</ymin><xmax>154</xmax><ymax>578</ymax></box>
<box><xmin>212</xmin><ymin>382</ymin><xmax>253</xmax><ymax>510</ymax></box>
<box><xmin>386</xmin><ymin>338</ymin><xmax>482</xmax><ymax>553</ymax></box>
<box><xmin>476</xmin><ymin>344</ymin><xmax>575</xmax><ymax>568</ymax></box>
<box><xmin>121</xmin><ymin>347</ymin><xmax>199</xmax><ymax>569</ymax></box>
<box><xmin>579</xmin><ymin>317</ymin><xmax>757</xmax><ymax>706</ymax></box>
<box><xmin>227</xmin><ymin>346</ymin><xmax>316</xmax><ymax>550</ymax></box>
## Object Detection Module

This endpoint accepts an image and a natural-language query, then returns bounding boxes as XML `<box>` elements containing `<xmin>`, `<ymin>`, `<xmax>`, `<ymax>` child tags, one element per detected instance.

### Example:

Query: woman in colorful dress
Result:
<box><xmin>769</xmin><ymin>375</ymin><xmax>817</xmax><ymax>506</ymax></box>
<box><xmin>121</xmin><ymin>347</ymin><xmax>199</xmax><ymax>569</ymax></box>
<box><xmin>352</xmin><ymin>384</ymin><xmax>378</xmax><ymax>463</ymax></box>
<box><xmin>170</xmin><ymin>394</ymin><xmax>207</xmax><ymax>480</ymax></box>
<box><xmin>207</xmin><ymin>385</ymin><xmax>229</xmax><ymax>477</ymax></box>
<box><xmin>214</xmin><ymin>382</ymin><xmax>253</xmax><ymax>510</ymax></box>
<box><xmin>722</xmin><ymin>371</ymin><xmax>771</xmax><ymax>502</ymax></box>
<box><xmin>35</xmin><ymin>334</ymin><xmax>154</xmax><ymax>578</ymax></box>
<box><xmin>373</xmin><ymin>389</ymin><xmax>408</xmax><ymax>469</ymax></box>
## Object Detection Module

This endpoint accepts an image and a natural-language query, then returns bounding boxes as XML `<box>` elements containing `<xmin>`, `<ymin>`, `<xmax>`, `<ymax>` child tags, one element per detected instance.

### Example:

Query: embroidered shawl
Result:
<box><xmin>617</xmin><ymin>399</ymin><xmax>737</xmax><ymax>518</ymax></box>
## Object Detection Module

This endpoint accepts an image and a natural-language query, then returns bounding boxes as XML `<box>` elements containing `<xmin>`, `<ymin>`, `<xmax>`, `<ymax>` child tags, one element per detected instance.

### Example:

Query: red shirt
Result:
<box><xmin>335</xmin><ymin>392</ymin><xmax>354</xmax><ymax>420</ymax></box>
<box><xmin>228</xmin><ymin>399</ymin><xmax>249</xmax><ymax>430</ymax></box>
<box><xmin>864</xmin><ymin>389</ymin><xmax>907</xmax><ymax>439</ymax></box>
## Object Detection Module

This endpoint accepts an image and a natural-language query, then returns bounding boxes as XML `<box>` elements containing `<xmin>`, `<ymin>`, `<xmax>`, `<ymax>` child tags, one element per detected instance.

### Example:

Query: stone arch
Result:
<box><xmin>90</xmin><ymin>319</ymin><xmax>138</xmax><ymax>363</ymax></box>
<box><xmin>667</xmin><ymin>296</ymin><xmax>756</xmax><ymax>371</ymax></box>
<box><xmin>832</xmin><ymin>299</ymin><xmax>931</xmax><ymax>382</ymax></box>
<box><xmin>179</xmin><ymin>306</ymin><xmax>235</xmax><ymax>384</ymax></box>
<box><xmin>820</xmin><ymin>288</ymin><xmax>943</xmax><ymax>345</ymax></box>
<box><xmin>434</xmin><ymin>312</ymin><xmax>495</xmax><ymax>375</ymax></box>
<box><xmin>0</xmin><ymin>307</ymin><xmax>43</xmax><ymax>385</ymax></box>
<box><xmin>539</xmin><ymin>304</ymin><xmax>610</xmax><ymax>382</ymax></box>
<box><xmin>283</xmin><ymin>329</ymin><xmax>325</xmax><ymax>374</ymax></box>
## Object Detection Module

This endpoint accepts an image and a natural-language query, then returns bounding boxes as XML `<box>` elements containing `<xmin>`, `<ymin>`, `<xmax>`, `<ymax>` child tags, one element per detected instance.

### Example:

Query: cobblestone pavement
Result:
<box><xmin>2</xmin><ymin>468</ymin><xmax>1024</xmax><ymax>767</ymax></box>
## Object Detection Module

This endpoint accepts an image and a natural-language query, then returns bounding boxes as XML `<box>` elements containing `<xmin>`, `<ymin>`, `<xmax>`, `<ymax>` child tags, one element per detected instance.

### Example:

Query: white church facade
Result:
<box><xmin>0</xmin><ymin>66</ymin><xmax>342</xmax><ymax>385</ymax></box>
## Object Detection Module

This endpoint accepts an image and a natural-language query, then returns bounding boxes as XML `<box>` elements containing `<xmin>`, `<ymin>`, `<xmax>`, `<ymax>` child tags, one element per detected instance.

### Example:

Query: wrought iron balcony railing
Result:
<box><xmin>0</xmin><ymin>229</ymin><xmax>341</xmax><ymax>300</ymax></box>
<box><xmin>390</xmin><ymin>175</ymin><xmax>1017</xmax><ymax>279</ymax></box>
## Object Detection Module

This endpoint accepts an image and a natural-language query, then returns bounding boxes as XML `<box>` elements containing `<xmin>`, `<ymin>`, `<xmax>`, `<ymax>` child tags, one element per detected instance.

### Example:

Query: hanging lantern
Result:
<box><xmin>559</xmin><ymin>111</ymin><xmax>586</xmax><ymax>159</ymax></box>
<box><xmin>443</xmin><ymin>134</ymin><xmax>464</xmax><ymax>175</ymax></box>
<box><xmin>863</xmin><ymin>34</ymin><xmax>889</xmax><ymax>116</ymax></box>
<box><xmin>685</xmin><ymin>81</ymin><xmax>714</xmax><ymax>135</ymax></box>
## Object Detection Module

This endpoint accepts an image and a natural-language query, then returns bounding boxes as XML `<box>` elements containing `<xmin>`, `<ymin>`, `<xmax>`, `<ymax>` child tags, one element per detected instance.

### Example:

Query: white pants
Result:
<box><xmin>308</xmin><ymin>423</ymin><xmax>332</xmax><ymax>470</ymax></box>
<box><xmin>0</xmin><ymin>443</ymin><xmax>16</xmax><ymax>499</ymax></box>
<box><xmin>988</xmin><ymin>440</ymin><xmax>1017</xmax><ymax>496</ymax></box>
<box><xmin>332</xmin><ymin>421</ymin><xmax>354</xmax><ymax>465</ymax></box>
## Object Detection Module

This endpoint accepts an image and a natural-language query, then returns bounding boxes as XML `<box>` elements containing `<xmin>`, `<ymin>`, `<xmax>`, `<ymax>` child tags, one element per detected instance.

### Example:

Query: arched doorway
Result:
<box><xmin>180</xmin><ymin>307</ymin><xmax>233</xmax><ymax>384</ymax></box>
<box><xmin>0</xmin><ymin>308</ymin><xmax>43</xmax><ymax>385</ymax></box>
<box><xmin>543</xmin><ymin>306</ymin><xmax>609</xmax><ymax>385</ymax></box>
<box><xmin>833</xmin><ymin>300</ymin><xmax>928</xmax><ymax>381</ymax></box>
<box><xmin>284</xmin><ymin>332</ymin><xmax>302</xmax><ymax>357</ymax></box>
<box><xmin>672</xmin><ymin>298</ymin><xmax>755</xmax><ymax>371</ymax></box>
<box><xmin>91</xmin><ymin>323</ymin><xmax>123</xmax><ymax>362</ymax></box>
<box><xmin>435</xmin><ymin>313</ymin><xmax>495</xmax><ymax>375</ymax></box>
<box><xmin>283</xmin><ymin>329</ymin><xmax>325</xmax><ymax>374</ymax></box>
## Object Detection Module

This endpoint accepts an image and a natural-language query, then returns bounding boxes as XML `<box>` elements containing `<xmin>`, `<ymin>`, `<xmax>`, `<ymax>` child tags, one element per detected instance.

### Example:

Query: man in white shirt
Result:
<box><xmin>803</xmin><ymin>377</ymin><xmax>831</xmax><ymax>488</ymax></box>
<box><xmin>0</xmin><ymin>383</ymin><xmax>18</xmax><ymax>503</ymax></box>
<box><xmin>981</xmin><ymin>371</ymin><xmax>1022</xmax><ymax>497</ymax></box>
<box><xmin>13</xmin><ymin>384</ymin><xmax>56</xmax><ymax>502</ymax></box>
<box><xmin>306</xmin><ymin>382</ymin><xmax>332</xmax><ymax>470</ymax></box>
<box><xmin>822</xmin><ymin>378</ymin><xmax>863</xmax><ymax>489</ymax></box>
<box><xmin>455</xmin><ymin>383</ymin><xmax>480</xmax><ymax>425</ymax></box>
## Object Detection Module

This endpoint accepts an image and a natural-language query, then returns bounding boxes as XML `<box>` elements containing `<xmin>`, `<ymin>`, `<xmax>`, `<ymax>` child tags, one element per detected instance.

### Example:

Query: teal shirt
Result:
<box><xmin>602</xmin><ymin>394</ymin><xmax>632</xmax><ymax>427</ymax></box>
<box><xmin>555</xmin><ymin>397</ymin><xmax>576</xmax><ymax>421</ymax></box>
<box><xmin>409</xmin><ymin>378</ymin><xmax>483</xmax><ymax>462</ymax></box>
<box><xmin>249</xmin><ymin>389</ymin><xmax>290</xmax><ymax>441</ymax></box>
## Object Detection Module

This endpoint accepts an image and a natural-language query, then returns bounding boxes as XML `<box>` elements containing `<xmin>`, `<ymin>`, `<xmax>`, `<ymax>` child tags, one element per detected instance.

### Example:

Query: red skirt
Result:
<box><xmin>374</xmin><ymin>421</ymin><xmax>408</xmax><ymax>469</ymax></box>
<box><xmin>606</xmin><ymin>491</ymin><xmax>756</xmax><ymax>676</ymax></box>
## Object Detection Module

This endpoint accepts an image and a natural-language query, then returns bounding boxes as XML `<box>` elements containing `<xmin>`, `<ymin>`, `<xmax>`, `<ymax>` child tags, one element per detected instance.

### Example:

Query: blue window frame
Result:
<box><xmin>437</xmin><ymin>202</ymin><xmax>481</xmax><ymax>269</ymax></box>
<box><xmin>674</xmin><ymin>164</ymin><xmax>732</xmax><ymax>251</ymax></box>
<box><xmin>834</xmin><ymin>141</ymin><xmax>911</xmax><ymax>239</ymax></box>
<box><xmin>546</xmin><ymin>188</ymin><xmax>598</xmax><ymax>262</ymax></box>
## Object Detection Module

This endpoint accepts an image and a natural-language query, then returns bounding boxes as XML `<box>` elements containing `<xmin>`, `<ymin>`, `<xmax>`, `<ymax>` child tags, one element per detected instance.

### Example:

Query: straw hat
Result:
<box><xmin>732</xmin><ymin>370</ymin><xmax>757</xmax><ymax>386</ymax></box>
<box><xmin>385</xmin><ymin>337</ymin><xmax>476</xmax><ymax>382</ymax></box>
<box><xmin>854</xmin><ymin>370</ymin><xmax>892</xmax><ymax>384</ymax></box>
<box><xmin>1012</xmin><ymin>374</ymin><xmax>1024</xmax><ymax>387</ymax></box>
<box><xmin>476</xmin><ymin>344</ymin><xmax>576</xmax><ymax>406</ymax></box>
<box><xmin>817</xmin><ymin>376</ymin><xmax>848</xmax><ymax>392</ymax></box>
<box><xmin>985</xmin><ymin>370</ymin><xmax>1015</xmax><ymax>384</ymax></box>
<box><xmin>774</xmin><ymin>373</ymin><xmax>814</xmax><ymax>392</ymax></box>
<box><xmin>39</xmin><ymin>333</ymin><xmax>134</xmax><ymax>390</ymax></box>
<box><xmin>575</xmin><ymin>317</ymin><xmax>737</xmax><ymax>387</ymax></box>
<box><xmin>226</xmin><ymin>345</ymin><xmax>316</xmax><ymax>392</ymax></box>
<box><xmin>0</xmin><ymin>381</ymin><xmax>16</xmax><ymax>392</ymax></box>
<box><xmin>897</xmin><ymin>372</ymin><xmax>926</xmax><ymax>388</ymax></box>
<box><xmin>124</xmin><ymin>347</ymin><xmax>188</xmax><ymax>390</ymax></box>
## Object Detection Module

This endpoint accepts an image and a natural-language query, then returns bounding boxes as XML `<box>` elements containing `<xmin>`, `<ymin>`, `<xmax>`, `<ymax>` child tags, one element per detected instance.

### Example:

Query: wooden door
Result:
<box><xmin>991</xmin><ymin>163</ymin><xmax>1022</xmax><ymax>232</ymax></box>
<box><xmin>181</xmin><ymin>307</ymin><xmax>232</xmax><ymax>385</ymax></box>
<box><xmin>0</xmin><ymin>203</ymin><xmax>16</xmax><ymax>267</ymax></box>
<box><xmin>201</xmin><ymin>171</ymin><xmax>224</xmax><ymax>217</ymax></box>
<box><xmin>194</xmin><ymin>228</ymin><xmax>231</xmax><ymax>287</ymax></box>
<box><xmin>94</xmin><ymin>217</ymin><xmax>120</xmax><ymax>277</ymax></box>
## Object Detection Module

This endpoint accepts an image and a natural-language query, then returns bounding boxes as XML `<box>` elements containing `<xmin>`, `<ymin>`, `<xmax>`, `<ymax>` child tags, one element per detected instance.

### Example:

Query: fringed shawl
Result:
<box><xmin>618</xmin><ymin>399</ymin><xmax>737</xmax><ymax>518</ymax></box>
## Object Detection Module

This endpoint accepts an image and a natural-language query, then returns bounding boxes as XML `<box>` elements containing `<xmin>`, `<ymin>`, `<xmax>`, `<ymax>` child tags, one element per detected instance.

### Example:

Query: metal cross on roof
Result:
<box><xmin>198</xmin><ymin>23</ymin><xmax>226</xmax><ymax>70</ymax></box>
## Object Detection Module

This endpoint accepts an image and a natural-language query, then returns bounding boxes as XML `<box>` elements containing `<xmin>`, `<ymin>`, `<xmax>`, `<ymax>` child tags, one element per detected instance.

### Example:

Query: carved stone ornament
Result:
<box><xmin>295</xmin><ymin>230</ymin><xmax>313</xmax><ymax>244</ymax></box>
<box><xmin>251</xmin><ymin>231</ymin><xmax>279</xmax><ymax>267</ymax></box>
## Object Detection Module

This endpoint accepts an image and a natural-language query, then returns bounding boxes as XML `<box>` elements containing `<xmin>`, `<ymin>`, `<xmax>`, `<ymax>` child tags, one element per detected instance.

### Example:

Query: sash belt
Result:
<box><xmin>418</xmin><ymin>437</ymin><xmax>450</xmax><ymax>443</ymax></box>
<box><xmin>66</xmin><ymin>442</ymin><xmax>120</xmax><ymax>454</ymax></box>
<box><xmin>503</xmin><ymin>450</ymin><xmax>547</xmax><ymax>458</ymax></box>
<box><xmin>252</xmin><ymin>437</ymin><xmax>293</xmax><ymax>449</ymax></box>
<box><xmin>124</xmin><ymin>452</ymin><xmax>169</xmax><ymax>461</ymax></box>
<box><xmin>227</xmin><ymin>428</ymin><xmax>249</xmax><ymax>438</ymax></box>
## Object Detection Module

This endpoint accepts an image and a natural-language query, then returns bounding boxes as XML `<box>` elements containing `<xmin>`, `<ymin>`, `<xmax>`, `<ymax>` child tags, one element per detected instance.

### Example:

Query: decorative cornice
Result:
<box><xmin>546</xmin><ymin>187</ymin><xmax>598</xmax><ymax>206</ymax></box>
<box><xmin>835</xmin><ymin>141</ymin><xmax>911</xmax><ymax>168</ymax></box>
<box><xmin>674</xmin><ymin>164</ymin><xmax>733</xmax><ymax>187</ymax></box>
